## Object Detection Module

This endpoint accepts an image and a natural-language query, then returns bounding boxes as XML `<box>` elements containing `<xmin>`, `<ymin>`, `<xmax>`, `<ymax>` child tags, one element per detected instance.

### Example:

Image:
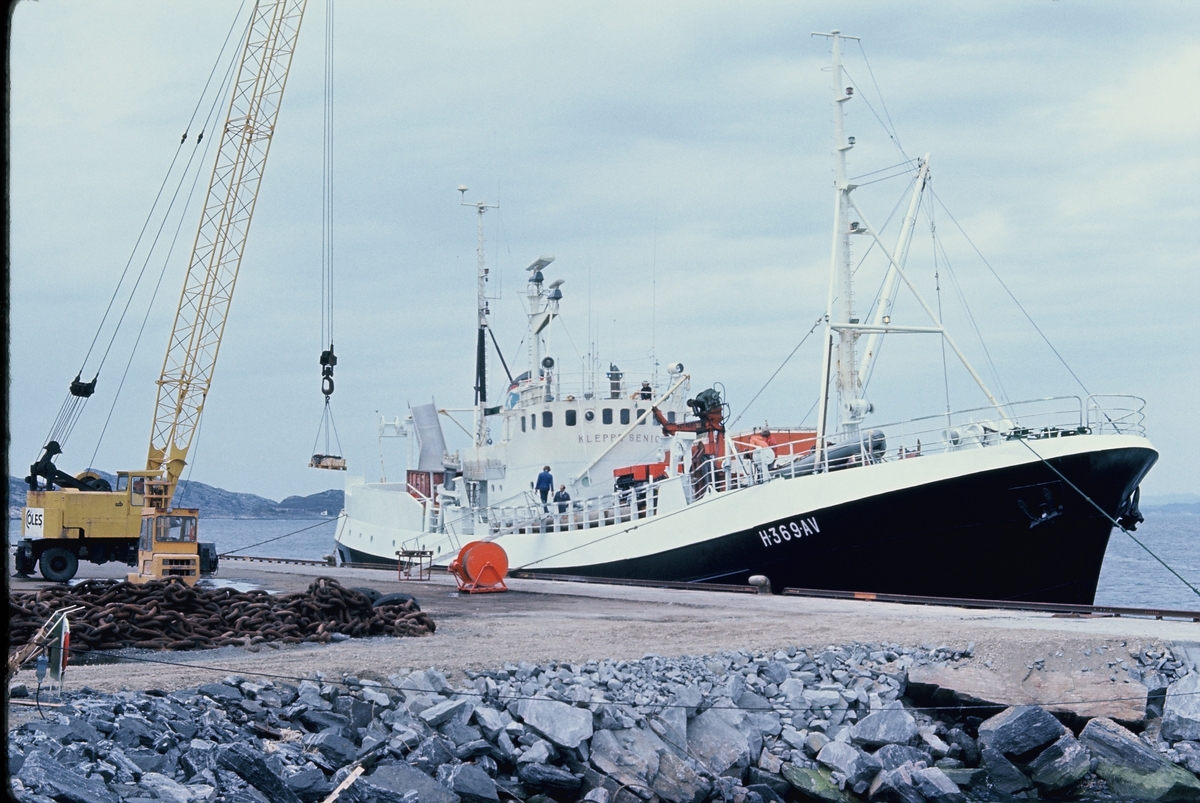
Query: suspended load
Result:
<box><xmin>310</xmin><ymin>345</ymin><xmax>346</xmax><ymax>471</ymax></box>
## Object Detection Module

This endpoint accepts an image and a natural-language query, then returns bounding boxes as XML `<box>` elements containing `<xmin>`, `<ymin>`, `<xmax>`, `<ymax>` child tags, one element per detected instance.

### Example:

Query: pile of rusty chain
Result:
<box><xmin>9</xmin><ymin>578</ymin><xmax>435</xmax><ymax>654</ymax></box>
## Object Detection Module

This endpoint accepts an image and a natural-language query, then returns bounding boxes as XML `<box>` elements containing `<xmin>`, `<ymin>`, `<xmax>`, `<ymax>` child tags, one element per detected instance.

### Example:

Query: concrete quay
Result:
<box><xmin>8</xmin><ymin>558</ymin><xmax>1197</xmax><ymax>714</ymax></box>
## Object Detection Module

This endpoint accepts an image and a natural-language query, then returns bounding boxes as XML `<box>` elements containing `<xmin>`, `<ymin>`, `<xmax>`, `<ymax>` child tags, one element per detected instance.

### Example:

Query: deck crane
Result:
<box><xmin>16</xmin><ymin>0</ymin><xmax>308</xmax><ymax>584</ymax></box>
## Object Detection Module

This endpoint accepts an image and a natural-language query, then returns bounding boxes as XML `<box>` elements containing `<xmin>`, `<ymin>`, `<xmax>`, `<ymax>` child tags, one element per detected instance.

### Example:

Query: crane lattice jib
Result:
<box><xmin>147</xmin><ymin>0</ymin><xmax>306</xmax><ymax>497</ymax></box>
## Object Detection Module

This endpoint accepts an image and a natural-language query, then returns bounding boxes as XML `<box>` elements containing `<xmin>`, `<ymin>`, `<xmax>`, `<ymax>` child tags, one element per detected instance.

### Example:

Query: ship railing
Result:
<box><xmin>1086</xmin><ymin>394</ymin><xmax>1147</xmax><ymax>435</ymax></box>
<box><xmin>699</xmin><ymin>395</ymin><xmax>1149</xmax><ymax>490</ymax></box>
<box><xmin>488</xmin><ymin>484</ymin><xmax>663</xmax><ymax>535</ymax></box>
<box><xmin>508</xmin><ymin>370</ymin><xmax>677</xmax><ymax>408</ymax></box>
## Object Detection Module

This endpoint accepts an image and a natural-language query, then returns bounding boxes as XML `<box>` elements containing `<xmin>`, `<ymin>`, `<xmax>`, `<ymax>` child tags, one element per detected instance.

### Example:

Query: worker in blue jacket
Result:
<box><xmin>536</xmin><ymin>466</ymin><xmax>553</xmax><ymax>511</ymax></box>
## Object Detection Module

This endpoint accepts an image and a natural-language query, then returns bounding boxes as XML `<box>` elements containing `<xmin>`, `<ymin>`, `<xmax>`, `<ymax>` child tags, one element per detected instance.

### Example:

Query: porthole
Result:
<box><xmin>584</xmin><ymin>410</ymin><xmax>595</xmax><ymax>422</ymax></box>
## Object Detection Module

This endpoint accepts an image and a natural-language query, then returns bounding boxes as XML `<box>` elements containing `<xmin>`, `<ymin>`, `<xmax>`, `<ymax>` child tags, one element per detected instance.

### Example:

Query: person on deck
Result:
<box><xmin>554</xmin><ymin>485</ymin><xmax>571</xmax><ymax>514</ymax></box>
<box><xmin>638</xmin><ymin>381</ymin><xmax>653</xmax><ymax>400</ymax></box>
<box><xmin>536</xmin><ymin>466</ymin><xmax>553</xmax><ymax>512</ymax></box>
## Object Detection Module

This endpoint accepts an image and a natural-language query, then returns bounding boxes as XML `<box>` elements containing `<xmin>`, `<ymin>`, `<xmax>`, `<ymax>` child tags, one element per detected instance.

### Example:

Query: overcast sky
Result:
<box><xmin>8</xmin><ymin>1</ymin><xmax>1199</xmax><ymax>503</ymax></box>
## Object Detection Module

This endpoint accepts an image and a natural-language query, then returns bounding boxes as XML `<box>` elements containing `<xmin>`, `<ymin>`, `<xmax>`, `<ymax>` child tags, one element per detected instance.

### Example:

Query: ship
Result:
<box><xmin>335</xmin><ymin>31</ymin><xmax>1156</xmax><ymax>604</ymax></box>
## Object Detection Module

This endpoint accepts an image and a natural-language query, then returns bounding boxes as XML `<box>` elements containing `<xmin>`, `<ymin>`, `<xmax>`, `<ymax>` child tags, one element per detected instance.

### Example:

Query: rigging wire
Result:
<box><xmin>320</xmin><ymin>0</ymin><xmax>335</xmax><ymax>353</ymax></box>
<box><xmin>854</xmin><ymin>41</ymin><xmax>905</xmax><ymax>156</ymax></box>
<box><xmin>727</xmin><ymin>316</ymin><xmax>825</xmax><ymax>429</ymax></box>
<box><xmin>76</xmin><ymin>0</ymin><xmax>251</xmax><ymax>378</ymax></box>
<box><xmin>930</xmin><ymin>189</ymin><xmax>1093</xmax><ymax>397</ymax></box>
<box><xmin>926</xmin><ymin>212</ymin><xmax>1012</xmax><ymax>406</ymax></box>
<box><xmin>85</xmin><ymin>19</ymin><xmax>248</xmax><ymax>469</ymax></box>
<box><xmin>42</xmin><ymin>5</ymin><xmax>253</xmax><ymax>462</ymax></box>
<box><xmin>312</xmin><ymin>0</ymin><xmax>342</xmax><ymax>466</ymax></box>
<box><xmin>217</xmin><ymin>518</ymin><xmax>338</xmax><ymax>557</ymax></box>
<box><xmin>932</xmin><ymin>187</ymin><xmax>953</xmax><ymax>422</ymax></box>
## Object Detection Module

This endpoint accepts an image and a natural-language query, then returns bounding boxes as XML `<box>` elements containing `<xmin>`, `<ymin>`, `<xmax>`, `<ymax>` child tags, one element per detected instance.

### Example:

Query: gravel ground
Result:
<box><xmin>8</xmin><ymin>560</ymin><xmax>1197</xmax><ymax>701</ymax></box>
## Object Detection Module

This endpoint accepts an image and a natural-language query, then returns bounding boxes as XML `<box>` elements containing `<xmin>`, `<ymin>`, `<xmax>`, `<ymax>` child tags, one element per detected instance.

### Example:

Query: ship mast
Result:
<box><xmin>811</xmin><ymin>32</ymin><xmax>1007</xmax><ymax>468</ymax></box>
<box><xmin>813</xmin><ymin>30</ymin><xmax>863</xmax><ymax>468</ymax></box>
<box><xmin>459</xmin><ymin>186</ymin><xmax>498</xmax><ymax>449</ymax></box>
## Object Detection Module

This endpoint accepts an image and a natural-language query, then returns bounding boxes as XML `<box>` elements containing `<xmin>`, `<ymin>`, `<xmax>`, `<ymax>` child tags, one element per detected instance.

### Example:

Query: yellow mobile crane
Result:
<box><xmin>16</xmin><ymin>0</ymin><xmax>307</xmax><ymax>584</ymax></box>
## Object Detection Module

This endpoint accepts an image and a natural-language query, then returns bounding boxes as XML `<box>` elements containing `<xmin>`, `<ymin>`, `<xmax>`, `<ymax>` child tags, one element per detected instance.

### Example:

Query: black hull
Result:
<box><xmin>523</xmin><ymin>445</ymin><xmax>1156</xmax><ymax>605</ymax></box>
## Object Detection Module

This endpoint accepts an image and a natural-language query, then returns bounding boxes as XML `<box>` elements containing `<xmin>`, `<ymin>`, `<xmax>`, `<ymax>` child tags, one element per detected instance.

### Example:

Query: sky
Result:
<box><xmin>7</xmin><ymin>0</ymin><xmax>1199</xmax><ymax>503</ymax></box>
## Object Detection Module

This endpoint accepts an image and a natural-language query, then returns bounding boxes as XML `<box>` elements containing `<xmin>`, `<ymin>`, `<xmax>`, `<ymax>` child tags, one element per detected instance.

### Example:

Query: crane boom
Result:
<box><xmin>148</xmin><ymin>0</ymin><xmax>307</xmax><ymax>498</ymax></box>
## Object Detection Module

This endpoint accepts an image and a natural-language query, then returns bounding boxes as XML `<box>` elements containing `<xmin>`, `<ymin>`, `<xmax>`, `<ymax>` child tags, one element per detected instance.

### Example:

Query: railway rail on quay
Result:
<box><xmin>218</xmin><ymin>555</ymin><xmax>1200</xmax><ymax>621</ymax></box>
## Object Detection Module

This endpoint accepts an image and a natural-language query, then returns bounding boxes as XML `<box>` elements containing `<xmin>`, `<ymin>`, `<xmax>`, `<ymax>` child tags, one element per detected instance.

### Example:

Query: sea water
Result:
<box><xmin>6</xmin><ymin>512</ymin><xmax>1198</xmax><ymax>609</ymax></box>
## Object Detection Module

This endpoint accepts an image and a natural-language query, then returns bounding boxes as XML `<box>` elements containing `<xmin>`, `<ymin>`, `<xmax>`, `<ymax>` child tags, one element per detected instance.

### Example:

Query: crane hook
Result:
<box><xmin>320</xmin><ymin>345</ymin><xmax>337</xmax><ymax>398</ymax></box>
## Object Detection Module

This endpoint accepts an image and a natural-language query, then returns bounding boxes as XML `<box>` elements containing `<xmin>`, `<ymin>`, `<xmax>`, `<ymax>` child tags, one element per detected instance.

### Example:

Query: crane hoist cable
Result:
<box><xmin>36</xmin><ymin>2</ymin><xmax>254</xmax><ymax>468</ymax></box>
<box><xmin>310</xmin><ymin>0</ymin><xmax>344</xmax><ymax>472</ymax></box>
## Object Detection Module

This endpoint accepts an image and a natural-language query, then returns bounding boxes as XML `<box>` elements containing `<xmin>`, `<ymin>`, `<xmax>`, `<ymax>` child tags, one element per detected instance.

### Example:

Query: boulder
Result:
<box><xmin>407</xmin><ymin>736</ymin><xmax>457</xmax><ymax>776</ymax></box>
<box><xmin>816</xmin><ymin>741</ymin><xmax>859</xmax><ymax>778</ymax></box>
<box><xmin>911</xmin><ymin>766</ymin><xmax>965</xmax><ymax>803</ymax></box>
<box><xmin>17</xmin><ymin>750</ymin><xmax>118</xmax><ymax>803</ymax></box>
<box><xmin>517</xmin><ymin>697</ymin><xmax>593</xmax><ymax>749</ymax></box>
<box><xmin>302</xmin><ymin>732</ymin><xmax>358</xmax><ymax>767</ymax></box>
<box><xmin>367</xmin><ymin>762</ymin><xmax>459</xmax><ymax>803</ymax></box>
<box><xmin>1025</xmin><ymin>732</ymin><xmax>1091</xmax><ymax>792</ymax></box>
<box><xmin>298</xmin><ymin>709</ymin><xmax>354</xmax><ymax>738</ymax></box>
<box><xmin>780</xmin><ymin>764</ymin><xmax>853</xmax><ymax>803</ymax></box>
<box><xmin>1080</xmin><ymin>716</ymin><xmax>1200</xmax><ymax>802</ymax></box>
<box><xmin>473</xmin><ymin>705</ymin><xmax>507</xmax><ymax>741</ymax></box>
<box><xmin>590</xmin><ymin>726</ymin><xmax>666</xmax><ymax>790</ymax></box>
<box><xmin>1163</xmin><ymin>672</ymin><xmax>1200</xmax><ymax>743</ymax></box>
<box><xmin>137</xmin><ymin>772</ymin><xmax>194</xmax><ymax>803</ymax></box>
<box><xmin>760</xmin><ymin>662</ymin><xmax>791</xmax><ymax>686</ymax></box>
<box><xmin>980</xmin><ymin>747</ymin><xmax>1032</xmax><ymax>795</ymax></box>
<box><xmin>215</xmin><ymin>743</ymin><xmax>302</xmax><ymax>803</ymax></box>
<box><xmin>907</xmin><ymin>662</ymin><xmax>1146</xmax><ymax>726</ymax></box>
<box><xmin>867</xmin><ymin>762</ymin><xmax>924</xmax><ymax>803</ymax></box>
<box><xmin>517</xmin><ymin>762</ymin><xmax>583</xmax><ymax>793</ymax></box>
<box><xmin>421</xmin><ymin>698</ymin><xmax>475</xmax><ymax>728</ymax></box>
<box><xmin>939</xmin><ymin>766</ymin><xmax>986</xmax><ymax>791</ymax></box>
<box><xmin>446</xmin><ymin>763</ymin><xmax>500</xmax><ymax>803</ymax></box>
<box><xmin>976</xmin><ymin>705</ymin><xmax>1066</xmax><ymax>758</ymax></box>
<box><xmin>198</xmin><ymin>683</ymin><xmax>243</xmax><ymax>703</ymax></box>
<box><xmin>651</xmin><ymin>746</ymin><xmax>711</xmax><ymax>803</ymax></box>
<box><xmin>688</xmin><ymin>707</ymin><xmax>751</xmax><ymax>776</ymax></box>
<box><xmin>873</xmin><ymin>744</ymin><xmax>928</xmax><ymax>772</ymax></box>
<box><xmin>852</xmin><ymin>702</ymin><xmax>917</xmax><ymax>748</ymax></box>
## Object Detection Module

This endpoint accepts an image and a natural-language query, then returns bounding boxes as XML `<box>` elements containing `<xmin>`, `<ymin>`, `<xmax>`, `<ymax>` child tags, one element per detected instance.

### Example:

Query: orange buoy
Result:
<box><xmin>449</xmin><ymin>541</ymin><xmax>509</xmax><ymax>593</ymax></box>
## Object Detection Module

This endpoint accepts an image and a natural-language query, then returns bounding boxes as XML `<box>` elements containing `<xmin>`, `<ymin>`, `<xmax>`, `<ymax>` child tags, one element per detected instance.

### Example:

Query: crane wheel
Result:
<box><xmin>39</xmin><ymin>547</ymin><xmax>79</xmax><ymax>583</ymax></box>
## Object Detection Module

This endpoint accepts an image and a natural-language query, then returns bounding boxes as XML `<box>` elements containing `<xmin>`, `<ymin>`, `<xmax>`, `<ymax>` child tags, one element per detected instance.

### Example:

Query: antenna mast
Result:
<box><xmin>459</xmin><ymin>186</ymin><xmax>498</xmax><ymax>448</ymax></box>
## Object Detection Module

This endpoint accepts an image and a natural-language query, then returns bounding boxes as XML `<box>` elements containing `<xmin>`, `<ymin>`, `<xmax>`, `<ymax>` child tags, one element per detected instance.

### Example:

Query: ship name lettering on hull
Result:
<box><xmin>578</xmin><ymin>433</ymin><xmax>663</xmax><ymax>445</ymax></box>
<box><xmin>758</xmin><ymin>517</ymin><xmax>820</xmax><ymax>547</ymax></box>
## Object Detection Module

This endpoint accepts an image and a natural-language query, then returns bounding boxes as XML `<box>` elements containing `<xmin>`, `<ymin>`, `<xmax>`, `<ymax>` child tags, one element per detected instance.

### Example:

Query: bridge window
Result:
<box><xmin>565</xmin><ymin>410</ymin><xmax>577</xmax><ymax>426</ymax></box>
<box><xmin>521</xmin><ymin>416</ymin><xmax>526</xmax><ymax>432</ymax></box>
<box><xmin>620</xmin><ymin>409</ymin><xmax>631</xmax><ymax>425</ymax></box>
<box><xmin>531</xmin><ymin>413</ymin><xmax>537</xmax><ymax>430</ymax></box>
<box><xmin>667</xmin><ymin>411</ymin><xmax>676</xmax><ymax>424</ymax></box>
<box><xmin>602</xmin><ymin>408</ymin><xmax>613</xmax><ymax>425</ymax></box>
<box><xmin>543</xmin><ymin>411</ymin><xmax>553</xmax><ymax>428</ymax></box>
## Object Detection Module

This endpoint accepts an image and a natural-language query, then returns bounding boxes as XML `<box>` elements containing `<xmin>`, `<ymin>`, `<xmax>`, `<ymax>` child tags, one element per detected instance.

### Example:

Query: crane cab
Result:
<box><xmin>127</xmin><ymin>507</ymin><xmax>202</xmax><ymax>586</ymax></box>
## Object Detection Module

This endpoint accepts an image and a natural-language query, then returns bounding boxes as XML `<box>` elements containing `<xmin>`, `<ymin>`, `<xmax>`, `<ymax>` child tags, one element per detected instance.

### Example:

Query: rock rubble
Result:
<box><xmin>9</xmin><ymin>641</ymin><xmax>1200</xmax><ymax>802</ymax></box>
